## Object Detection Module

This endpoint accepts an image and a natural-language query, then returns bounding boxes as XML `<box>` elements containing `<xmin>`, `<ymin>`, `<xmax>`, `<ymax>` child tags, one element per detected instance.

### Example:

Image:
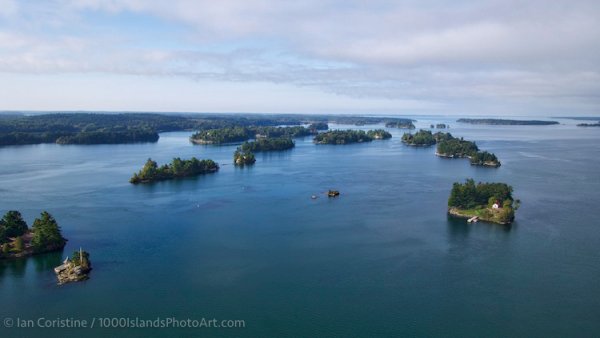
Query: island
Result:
<box><xmin>366</xmin><ymin>129</ymin><xmax>392</xmax><ymax>139</ymax></box>
<box><xmin>0</xmin><ymin>113</ymin><xmax>420</xmax><ymax>146</ymax></box>
<box><xmin>401</xmin><ymin>129</ymin><xmax>438</xmax><ymax>146</ymax></box>
<box><xmin>238</xmin><ymin>138</ymin><xmax>295</xmax><ymax>152</ymax></box>
<box><xmin>308</xmin><ymin>122</ymin><xmax>329</xmax><ymax>131</ymax></box>
<box><xmin>457</xmin><ymin>118</ymin><xmax>559</xmax><ymax>125</ymax></box>
<box><xmin>313</xmin><ymin>129</ymin><xmax>390</xmax><ymax>144</ymax></box>
<box><xmin>233</xmin><ymin>150</ymin><xmax>256</xmax><ymax>166</ymax></box>
<box><xmin>54</xmin><ymin>248</ymin><xmax>92</xmax><ymax>285</ymax></box>
<box><xmin>130</xmin><ymin>157</ymin><xmax>219</xmax><ymax>184</ymax></box>
<box><xmin>385</xmin><ymin>121</ymin><xmax>416</xmax><ymax>129</ymax></box>
<box><xmin>436</xmin><ymin>135</ymin><xmax>500</xmax><ymax>167</ymax></box>
<box><xmin>190</xmin><ymin>127</ymin><xmax>251</xmax><ymax>144</ymax></box>
<box><xmin>401</xmin><ymin>130</ymin><xmax>500</xmax><ymax>167</ymax></box>
<box><xmin>0</xmin><ymin>211</ymin><xmax>67</xmax><ymax>259</ymax></box>
<box><xmin>447</xmin><ymin>179</ymin><xmax>518</xmax><ymax>225</ymax></box>
<box><xmin>576</xmin><ymin>121</ymin><xmax>600</xmax><ymax>127</ymax></box>
<box><xmin>191</xmin><ymin>126</ymin><xmax>314</xmax><ymax>145</ymax></box>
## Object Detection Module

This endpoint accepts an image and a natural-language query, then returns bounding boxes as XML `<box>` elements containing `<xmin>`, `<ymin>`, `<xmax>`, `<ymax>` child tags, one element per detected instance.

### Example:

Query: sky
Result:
<box><xmin>0</xmin><ymin>0</ymin><xmax>599</xmax><ymax>116</ymax></box>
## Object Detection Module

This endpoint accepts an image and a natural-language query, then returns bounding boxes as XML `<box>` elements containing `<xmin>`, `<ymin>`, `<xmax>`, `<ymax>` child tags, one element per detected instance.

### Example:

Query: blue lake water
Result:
<box><xmin>1</xmin><ymin>117</ymin><xmax>599</xmax><ymax>337</ymax></box>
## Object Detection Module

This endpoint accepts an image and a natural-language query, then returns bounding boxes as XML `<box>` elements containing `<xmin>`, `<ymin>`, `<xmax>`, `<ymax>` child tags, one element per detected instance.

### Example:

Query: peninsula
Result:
<box><xmin>447</xmin><ymin>179</ymin><xmax>518</xmax><ymax>225</ymax></box>
<box><xmin>457</xmin><ymin>118</ymin><xmax>559</xmax><ymax>125</ymax></box>
<box><xmin>0</xmin><ymin>211</ymin><xmax>67</xmax><ymax>259</ymax></box>
<box><xmin>130</xmin><ymin>157</ymin><xmax>219</xmax><ymax>184</ymax></box>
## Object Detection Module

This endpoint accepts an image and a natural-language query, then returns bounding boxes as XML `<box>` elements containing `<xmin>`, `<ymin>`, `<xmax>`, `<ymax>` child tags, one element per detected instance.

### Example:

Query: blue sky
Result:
<box><xmin>0</xmin><ymin>0</ymin><xmax>599</xmax><ymax>115</ymax></box>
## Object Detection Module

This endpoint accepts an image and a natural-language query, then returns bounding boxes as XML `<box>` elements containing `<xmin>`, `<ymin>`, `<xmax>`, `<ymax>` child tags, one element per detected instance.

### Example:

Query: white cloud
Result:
<box><xmin>0</xmin><ymin>0</ymin><xmax>599</xmax><ymax>114</ymax></box>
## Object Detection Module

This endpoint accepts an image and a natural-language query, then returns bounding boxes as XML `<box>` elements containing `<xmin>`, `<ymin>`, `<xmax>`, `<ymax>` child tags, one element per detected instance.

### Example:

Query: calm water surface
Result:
<box><xmin>1</xmin><ymin>117</ymin><xmax>599</xmax><ymax>337</ymax></box>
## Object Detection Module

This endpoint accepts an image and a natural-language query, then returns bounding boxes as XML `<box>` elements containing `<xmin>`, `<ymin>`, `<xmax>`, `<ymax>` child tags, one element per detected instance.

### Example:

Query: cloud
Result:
<box><xmin>0</xmin><ymin>0</ymin><xmax>599</xmax><ymax>113</ymax></box>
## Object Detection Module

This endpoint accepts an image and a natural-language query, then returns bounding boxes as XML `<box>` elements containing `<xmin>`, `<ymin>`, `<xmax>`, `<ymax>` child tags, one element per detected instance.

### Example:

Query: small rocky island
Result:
<box><xmin>54</xmin><ymin>248</ymin><xmax>92</xmax><ymax>285</ymax></box>
<box><xmin>130</xmin><ymin>157</ymin><xmax>219</xmax><ymax>184</ymax></box>
<box><xmin>448</xmin><ymin>179</ymin><xmax>518</xmax><ymax>225</ymax></box>
<box><xmin>0</xmin><ymin>211</ymin><xmax>67</xmax><ymax>259</ymax></box>
<box><xmin>328</xmin><ymin>190</ymin><xmax>340</xmax><ymax>197</ymax></box>
<box><xmin>233</xmin><ymin>150</ymin><xmax>256</xmax><ymax>166</ymax></box>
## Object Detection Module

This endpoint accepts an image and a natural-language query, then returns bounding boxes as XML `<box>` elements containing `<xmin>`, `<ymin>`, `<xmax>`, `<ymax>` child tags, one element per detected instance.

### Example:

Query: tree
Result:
<box><xmin>31</xmin><ymin>211</ymin><xmax>66</xmax><ymax>252</ymax></box>
<box><xmin>0</xmin><ymin>223</ymin><xmax>6</xmax><ymax>244</ymax></box>
<box><xmin>2</xmin><ymin>210</ymin><xmax>28</xmax><ymax>238</ymax></box>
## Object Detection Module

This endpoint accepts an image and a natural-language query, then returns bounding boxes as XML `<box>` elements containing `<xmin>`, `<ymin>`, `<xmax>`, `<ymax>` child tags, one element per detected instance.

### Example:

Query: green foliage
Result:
<box><xmin>12</xmin><ymin>236</ymin><xmax>24</xmax><ymax>253</ymax></box>
<box><xmin>308</xmin><ymin>122</ymin><xmax>329</xmax><ymax>131</ymax></box>
<box><xmin>448</xmin><ymin>179</ymin><xmax>513</xmax><ymax>209</ymax></box>
<box><xmin>0</xmin><ymin>113</ymin><xmax>309</xmax><ymax>146</ymax></box>
<box><xmin>239</xmin><ymin>138</ymin><xmax>295</xmax><ymax>152</ymax></box>
<box><xmin>233</xmin><ymin>150</ymin><xmax>256</xmax><ymax>166</ymax></box>
<box><xmin>1</xmin><ymin>210</ymin><xmax>28</xmax><ymax>238</ymax></box>
<box><xmin>31</xmin><ymin>211</ymin><xmax>66</xmax><ymax>252</ymax></box>
<box><xmin>130</xmin><ymin>157</ymin><xmax>219</xmax><ymax>184</ymax></box>
<box><xmin>191</xmin><ymin>125</ymin><xmax>314</xmax><ymax>145</ymax></box>
<box><xmin>437</xmin><ymin>137</ymin><xmax>479</xmax><ymax>157</ymax></box>
<box><xmin>366</xmin><ymin>129</ymin><xmax>392</xmax><ymax>139</ymax></box>
<box><xmin>1</xmin><ymin>243</ymin><xmax>9</xmax><ymax>255</ymax></box>
<box><xmin>191</xmin><ymin>127</ymin><xmax>253</xmax><ymax>144</ymax></box>
<box><xmin>470</xmin><ymin>151</ymin><xmax>498</xmax><ymax>164</ymax></box>
<box><xmin>385</xmin><ymin>121</ymin><xmax>415</xmax><ymax>129</ymax></box>
<box><xmin>313</xmin><ymin>130</ymin><xmax>374</xmax><ymax>144</ymax></box>
<box><xmin>70</xmin><ymin>250</ymin><xmax>91</xmax><ymax>269</ymax></box>
<box><xmin>0</xmin><ymin>225</ymin><xmax>6</xmax><ymax>244</ymax></box>
<box><xmin>402</xmin><ymin>130</ymin><xmax>436</xmax><ymax>146</ymax></box>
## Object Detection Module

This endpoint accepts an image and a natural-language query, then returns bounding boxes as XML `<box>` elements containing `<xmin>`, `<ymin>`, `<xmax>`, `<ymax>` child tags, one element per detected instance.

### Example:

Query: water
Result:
<box><xmin>1</xmin><ymin>117</ymin><xmax>599</xmax><ymax>337</ymax></box>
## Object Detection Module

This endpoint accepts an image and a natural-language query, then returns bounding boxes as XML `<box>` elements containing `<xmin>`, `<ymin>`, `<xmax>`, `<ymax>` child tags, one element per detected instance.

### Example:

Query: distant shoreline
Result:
<box><xmin>457</xmin><ymin>118</ymin><xmax>559</xmax><ymax>125</ymax></box>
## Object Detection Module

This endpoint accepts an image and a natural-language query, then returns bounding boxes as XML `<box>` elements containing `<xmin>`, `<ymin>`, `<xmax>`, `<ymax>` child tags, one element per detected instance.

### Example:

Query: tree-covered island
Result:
<box><xmin>308</xmin><ymin>122</ymin><xmax>329</xmax><ymax>131</ymax></box>
<box><xmin>0</xmin><ymin>211</ymin><xmax>67</xmax><ymax>259</ymax></box>
<box><xmin>576</xmin><ymin>121</ymin><xmax>600</xmax><ymax>127</ymax></box>
<box><xmin>366</xmin><ymin>129</ymin><xmax>392</xmax><ymax>139</ymax></box>
<box><xmin>130</xmin><ymin>157</ymin><xmax>219</xmax><ymax>184</ymax></box>
<box><xmin>401</xmin><ymin>129</ymin><xmax>437</xmax><ymax>146</ymax></box>
<box><xmin>238</xmin><ymin>137</ymin><xmax>295</xmax><ymax>152</ymax></box>
<box><xmin>448</xmin><ymin>179</ymin><xmax>518</xmax><ymax>224</ymax></box>
<box><xmin>457</xmin><ymin>118</ymin><xmax>559</xmax><ymax>125</ymax></box>
<box><xmin>191</xmin><ymin>126</ymin><xmax>314</xmax><ymax>145</ymax></box>
<box><xmin>436</xmin><ymin>135</ymin><xmax>500</xmax><ymax>167</ymax></box>
<box><xmin>401</xmin><ymin>130</ymin><xmax>500</xmax><ymax>167</ymax></box>
<box><xmin>233</xmin><ymin>150</ymin><xmax>256</xmax><ymax>166</ymax></box>
<box><xmin>385</xmin><ymin>121</ymin><xmax>416</xmax><ymax>129</ymax></box>
<box><xmin>313</xmin><ymin>129</ymin><xmax>391</xmax><ymax>144</ymax></box>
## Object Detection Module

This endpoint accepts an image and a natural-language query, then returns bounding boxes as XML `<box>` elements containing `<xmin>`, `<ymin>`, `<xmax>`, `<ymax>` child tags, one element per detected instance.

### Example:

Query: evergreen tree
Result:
<box><xmin>31</xmin><ymin>211</ymin><xmax>66</xmax><ymax>252</ymax></box>
<box><xmin>1</xmin><ymin>210</ymin><xmax>28</xmax><ymax>238</ymax></box>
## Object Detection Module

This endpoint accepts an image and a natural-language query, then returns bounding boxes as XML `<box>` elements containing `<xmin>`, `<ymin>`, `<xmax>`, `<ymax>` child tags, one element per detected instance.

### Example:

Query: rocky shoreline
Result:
<box><xmin>436</xmin><ymin>152</ymin><xmax>500</xmax><ymax>167</ymax></box>
<box><xmin>448</xmin><ymin>207</ymin><xmax>511</xmax><ymax>225</ymax></box>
